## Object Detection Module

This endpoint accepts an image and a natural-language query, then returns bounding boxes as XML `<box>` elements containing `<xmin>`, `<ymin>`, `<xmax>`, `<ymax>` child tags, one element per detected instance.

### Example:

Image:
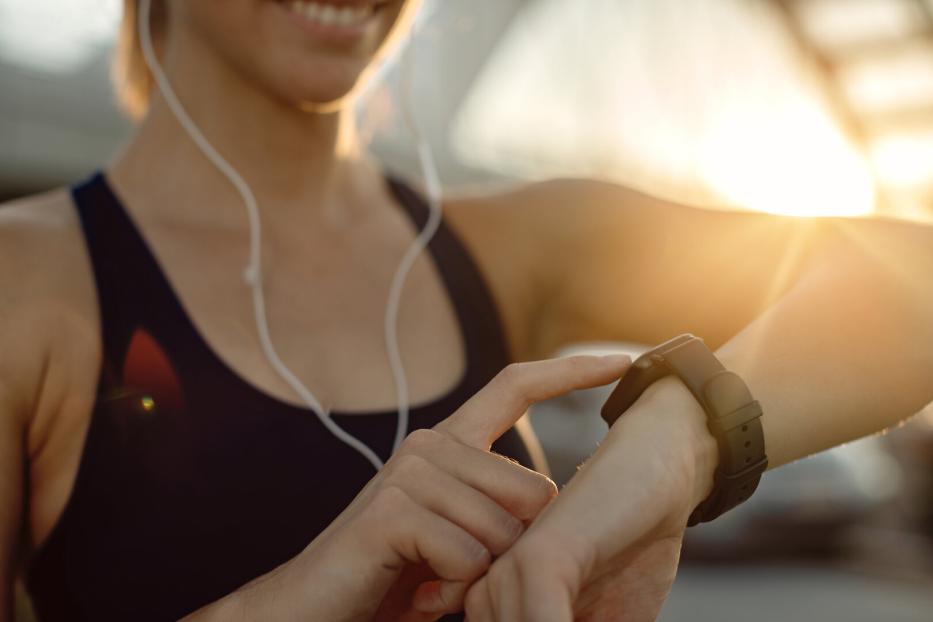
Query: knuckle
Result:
<box><xmin>497</xmin><ymin>362</ymin><xmax>532</xmax><ymax>406</ymax></box>
<box><xmin>401</xmin><ymin>427</ymin><xmax>442</xmax><ymax>451</ymax></box>
<box><xmin>499</xmin><ymin>514</ymin><xmax>524</xmax><ymax>544</ymax></box>
<box><xmin>513</xmin><ymin>474</ymin><xmax>558</xmax><ymax>519</ymax></box>
<box><xmin>384</xmin><ymin>453</ymin><xmax>430</xmax><ymax>486</ymax></box>
<box><xmin>462</xmin><ymin>536</ymin><xmax>492</xmax><ymax>569</ymax></box>
<box><xmin>370</xmin><ymin>484</ymin><xmax>411</xmax><ymax>516</ymax></box>
<box><xmin>492</xmin><ymin>453</ymin><xmax>559</xmax><ymax>517</ymax></box>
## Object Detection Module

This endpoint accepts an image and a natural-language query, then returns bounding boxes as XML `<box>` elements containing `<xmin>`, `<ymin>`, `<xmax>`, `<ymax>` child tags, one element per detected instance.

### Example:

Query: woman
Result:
<box><xmin>2</xmin><ymin>1</ymin><xmax>931</xmax><ymax>621</ymax></box>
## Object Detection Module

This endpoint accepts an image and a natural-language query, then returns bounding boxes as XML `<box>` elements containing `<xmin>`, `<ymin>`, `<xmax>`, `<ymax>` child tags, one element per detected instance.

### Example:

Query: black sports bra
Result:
<box><xmin>25</xmin><ymin>172</ymin><xmax>532</xmax><ymax>621</ymax></box>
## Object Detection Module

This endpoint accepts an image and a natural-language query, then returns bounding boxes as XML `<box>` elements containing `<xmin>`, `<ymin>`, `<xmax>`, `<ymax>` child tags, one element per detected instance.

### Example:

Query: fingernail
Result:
<box><xmin>602</xmin><ymin>354</ymin><xmax>632</xmax><ymax>365</ymax></box>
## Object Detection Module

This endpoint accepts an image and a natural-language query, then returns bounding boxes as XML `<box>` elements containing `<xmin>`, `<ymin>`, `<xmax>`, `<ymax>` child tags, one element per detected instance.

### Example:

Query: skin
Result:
<box><xmin>461</xmin><ymin>204</ymin><xmax>933</xmax><ymax>620</ymax></box>
<box><xmin>2</xmin><ymin>0</ymin><xmax>933</xmax><ymax>620</ymax></box>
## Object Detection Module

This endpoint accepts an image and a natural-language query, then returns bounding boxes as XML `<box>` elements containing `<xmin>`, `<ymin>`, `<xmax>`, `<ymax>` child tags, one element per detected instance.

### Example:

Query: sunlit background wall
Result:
<box><xmin>4</xmin><ymin>0</ymin><xmax>933</xmax><ymax>219</ymax></box>
<box><xmin>3</xmin><ymin>1</ymin><xmax>933</xmax><ymax>621</ymax></box>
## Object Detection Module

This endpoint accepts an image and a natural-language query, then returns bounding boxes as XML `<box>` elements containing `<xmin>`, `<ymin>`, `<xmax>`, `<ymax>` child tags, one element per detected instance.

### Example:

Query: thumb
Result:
<box><xmin>436</xmin><ymin>354</ymin><xmax>631</xmax><ymax>449</ymax></box>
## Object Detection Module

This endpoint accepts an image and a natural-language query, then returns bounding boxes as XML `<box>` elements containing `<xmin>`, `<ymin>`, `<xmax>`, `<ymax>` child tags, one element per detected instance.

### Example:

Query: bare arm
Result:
<box><xmin>0</xmin><ymin>200</ymin><xmax>65</xmax><ymax>622</ymax></box>
<box><xmin>462</xmin><ymin>180</ymin><xmax>933</xmax><ymax>621</ymax></box>
<box><xmin>533</xmin><ymin>180</ymin><xmax>933</xmax><ymax>463</ymax></box>
<box><xmin>447</xmin><ymin>179</ymin><xmax>828</xmax><ymax>357</ymax></box>
<box><xmin>455</xmin><ymin>177</ymin><xmax>933</xmax><ymax>459</ymax></box>
<box><xmin>536</xmin><ymin>179</ymin><xmax>833</xmax><ymax>350</ymax></box>
<box><xmin>718</xmin><ymin>215</ymin><xmax>933</xmax><ymax>466</ymax></box>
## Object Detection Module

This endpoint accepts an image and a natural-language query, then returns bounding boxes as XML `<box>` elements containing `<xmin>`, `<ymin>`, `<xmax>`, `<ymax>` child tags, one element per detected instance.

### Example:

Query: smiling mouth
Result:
<box><xmin>282</xmin><ymin>1</ymin><xmax>384</xmax><ymax>29</ymax></box>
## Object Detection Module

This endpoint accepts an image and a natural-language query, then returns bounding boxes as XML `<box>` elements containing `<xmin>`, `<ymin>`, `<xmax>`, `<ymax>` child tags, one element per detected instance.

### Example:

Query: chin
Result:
<box><xmin>277</xmin><ymin>56</ymin><xmax>379</xmax><ymax>111</ymax></box>
<box><xmin>175</xmin><ymin>0</ymin><xmax>415</xmax><ymax>110</ymax></box>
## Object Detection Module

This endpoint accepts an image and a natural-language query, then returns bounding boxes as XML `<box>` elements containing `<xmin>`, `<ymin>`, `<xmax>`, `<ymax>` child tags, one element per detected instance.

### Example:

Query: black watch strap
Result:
<box><xmin>600</xmin><ymin>335</ymin><xmax>768</xmax><ymax>526</ymax></box>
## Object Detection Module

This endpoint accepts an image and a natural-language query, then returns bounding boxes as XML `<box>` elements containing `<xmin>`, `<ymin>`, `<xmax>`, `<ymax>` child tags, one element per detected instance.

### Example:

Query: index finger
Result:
<box><xmin>436</xmin><ymin>354</ymin><xmax>631</xmax><ymax>449</ymax></box>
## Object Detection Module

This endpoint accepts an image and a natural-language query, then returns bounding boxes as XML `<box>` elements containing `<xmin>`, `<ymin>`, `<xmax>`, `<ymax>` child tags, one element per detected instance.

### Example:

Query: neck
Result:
<box><xmin>111</xmin><ymin>25</ymin><xmax>383</xmax><ymax>230</ymax></box>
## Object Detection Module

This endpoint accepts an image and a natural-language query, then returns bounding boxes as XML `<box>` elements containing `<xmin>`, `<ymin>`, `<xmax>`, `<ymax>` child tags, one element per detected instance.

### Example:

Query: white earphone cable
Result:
<box><xmin>138</xmin><ymin>0</ymin><xmax>442</xmax><ymax>471</ymax></box>
<box><xmin>387</xmin><ymin>14</ymin><xmax>445</xmax><ymax>454</ymax></box>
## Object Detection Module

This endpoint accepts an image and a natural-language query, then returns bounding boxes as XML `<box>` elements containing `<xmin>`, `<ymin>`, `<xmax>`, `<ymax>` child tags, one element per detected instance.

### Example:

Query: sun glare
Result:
<box><xmin>699</xmin><ymin>99</ymin><xmax>876</xmax><ymax>218</ymax></box>
<box><xmin>872</xmin><ymin>132</ymin><xmax>933</xmax><ymax>189</ymax></box>
<box><xmin>451</xmin><ymin>0</ymin><xmax>882</xmax><ymax>220</ymax></box>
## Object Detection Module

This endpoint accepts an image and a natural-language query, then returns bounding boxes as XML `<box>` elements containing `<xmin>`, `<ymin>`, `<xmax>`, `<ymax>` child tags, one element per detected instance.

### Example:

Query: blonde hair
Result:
<box><xmin>112</xmin><ymin>0</ymin><xmax>166</xmax><ymax>120</ymax></box>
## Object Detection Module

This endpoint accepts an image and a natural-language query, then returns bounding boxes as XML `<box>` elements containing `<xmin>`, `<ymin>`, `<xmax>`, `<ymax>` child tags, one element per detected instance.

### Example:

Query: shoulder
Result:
<box><xmin>0</xmin><ymin>188</ymin><xmax>84</xmax><ymax>254</ymax></box>
<box><xmin>0</xmin><ymin>188</ymin><xmax>90</xmax><ymax>304</ymax></box>
<box><xmin>0</xmin><ymin>189</ymin><xmax>100</xmax><ymax>433</ymax></box>
<box><xmin>0</xmin><ymin>188</ymin><xmax>81</xmax><ymax>248</ymax></box>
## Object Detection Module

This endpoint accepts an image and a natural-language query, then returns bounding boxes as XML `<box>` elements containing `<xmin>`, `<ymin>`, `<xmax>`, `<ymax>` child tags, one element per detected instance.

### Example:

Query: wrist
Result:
<box><xmin>619</xmin><ymin>376</ymin><xmax>719</xmax><ymax>514</ymax></box>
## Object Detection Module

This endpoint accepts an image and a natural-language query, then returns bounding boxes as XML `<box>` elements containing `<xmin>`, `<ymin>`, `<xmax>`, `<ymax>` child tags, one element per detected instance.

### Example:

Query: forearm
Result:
<box><xmin>715</xmin><ymin>218</ymin><xmax>933</xmax><ymax>468</ymax></box>
<box><xmin>467</xmin><ymin>207</ymin><xmax>932</xmax><ymax>620</ymax></box>
<box><xmin>181</xmin><ymin>549</ymin><xmax>354</xmax><ymax>622</ymax></box>
<box><xmin>179</xmin><ymin>561</ymin><xmax>296</xmax><ymax>622</ymax></box>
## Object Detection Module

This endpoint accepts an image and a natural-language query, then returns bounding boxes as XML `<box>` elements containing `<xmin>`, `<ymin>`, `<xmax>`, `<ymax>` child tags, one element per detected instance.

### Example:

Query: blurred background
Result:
<box><xmin>4</xmin><ymin>0</ymin><xmax>933</xmax><ymax>620</ymax></box>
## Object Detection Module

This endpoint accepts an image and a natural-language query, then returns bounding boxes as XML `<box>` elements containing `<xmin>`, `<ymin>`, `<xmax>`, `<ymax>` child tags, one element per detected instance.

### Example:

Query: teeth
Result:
<box><xmin>288</xmin><ymin>1</ymin><xmax>374</xmax><ymax>28</ymax></box>
<box><xmin>319</xmin><ymin>4</ymin><xmax>337</xmax><ymax>24</ymax></box>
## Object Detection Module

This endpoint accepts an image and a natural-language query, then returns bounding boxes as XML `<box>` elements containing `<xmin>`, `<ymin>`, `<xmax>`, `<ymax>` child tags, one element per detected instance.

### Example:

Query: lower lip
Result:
<box><xmin>277</xmin><ymin>2</ymin><xmax>381</xmax><ymax>44</ymax></box>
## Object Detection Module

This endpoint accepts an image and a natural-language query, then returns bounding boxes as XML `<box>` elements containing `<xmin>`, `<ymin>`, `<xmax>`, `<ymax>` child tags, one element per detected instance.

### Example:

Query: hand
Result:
<box><xmin>269</xmin><ymin>355</ymin><xmax>634</xmax><ymax>622</ymax></box>
<box><xmin>463</xmin><ymin>376</ymin><xmax>719</xmax><ymax>622</ymax></box>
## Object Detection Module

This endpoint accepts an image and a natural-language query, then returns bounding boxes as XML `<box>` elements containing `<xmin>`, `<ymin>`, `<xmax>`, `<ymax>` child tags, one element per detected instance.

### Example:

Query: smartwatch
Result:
<box><xmin>600</xmin><ymin>334</ymin><xmax>768</xmax><ymax>525</ymax></box>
